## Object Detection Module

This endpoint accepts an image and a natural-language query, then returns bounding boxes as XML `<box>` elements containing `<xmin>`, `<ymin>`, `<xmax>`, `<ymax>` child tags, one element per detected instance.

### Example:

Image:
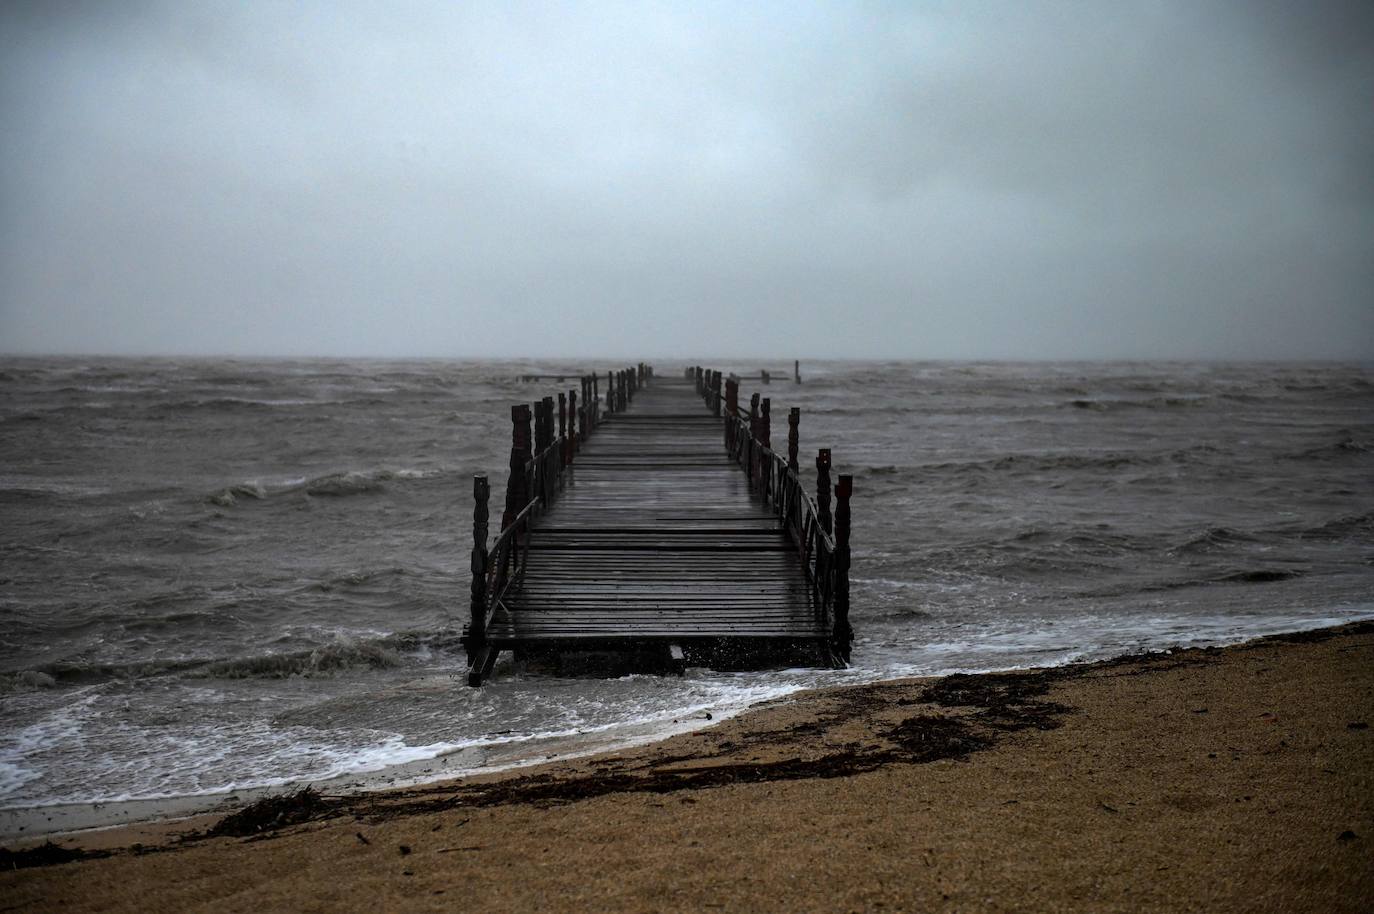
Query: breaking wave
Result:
<box><xmin>1063</xmin><ymin>396</ymin><xmax>1210</xmax><ymax>411</ymax></box>
<box><xmin>858</xmin><ymin>445</ymin><xmax>1225</xmax><ymax>482</ymax></box>
<box><xmin>208</xmin><ymin>467</ymin><xmax>443</xmax><ymax>504</ymax></box>
<box><xmin>8</xmin><ymin>631</ymin><xmax>465</xmax><ymax>687</ymax></box>
<box><xmin>191</xmin><ymin>642</ymin><xmax>404</xmax><ymax>679</ymax></box>
<box><xmin>1285</xmin><ymin>432</ymin><xmax>1370</xmax><ymax>461</ymax></box>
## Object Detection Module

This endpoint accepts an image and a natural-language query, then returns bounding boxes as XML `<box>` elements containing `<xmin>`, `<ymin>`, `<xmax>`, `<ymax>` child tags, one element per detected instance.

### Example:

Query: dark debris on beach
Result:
<box><xmin>205</xmin><ymin>786</ymin><xmax>338</xmax><ymax>838</ymax></box>
<box><xmin>1</xmin><ymin>840</ymin><xmax>110</xmax><ymax>871</ymax></box>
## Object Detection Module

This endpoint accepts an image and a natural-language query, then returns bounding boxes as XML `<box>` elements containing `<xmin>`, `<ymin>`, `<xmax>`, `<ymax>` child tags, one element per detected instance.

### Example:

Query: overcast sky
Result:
<box><xmin>1</xmin><ymin>1</ymin><xmax>1371</xmax><ymax>359</ymax></box>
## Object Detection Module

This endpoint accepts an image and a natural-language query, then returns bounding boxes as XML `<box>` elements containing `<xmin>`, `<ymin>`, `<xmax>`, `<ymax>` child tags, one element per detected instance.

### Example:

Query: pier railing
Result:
<box><xmin>465</xmin><ymin>363</ymin><xmax>653</xmax><ymax>684</ymax></box>
<box><xmin>688</xmin><ymin>365</ymin><xmax>853</xmax><ymax>664</ymax></box>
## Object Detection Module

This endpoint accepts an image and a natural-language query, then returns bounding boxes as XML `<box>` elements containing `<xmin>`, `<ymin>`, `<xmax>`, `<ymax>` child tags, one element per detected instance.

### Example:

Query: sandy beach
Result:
<box><xmin>5</xmin><ymin>622</ymin><xmax>1371</xmax><ymax>912</ymax></box>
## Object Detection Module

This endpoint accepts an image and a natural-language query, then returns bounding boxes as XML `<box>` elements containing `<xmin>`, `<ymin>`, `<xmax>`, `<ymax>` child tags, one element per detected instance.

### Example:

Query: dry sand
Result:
<box><xmin>4</xmin><ymin>623</ymin><xmax>1372</xmax><ymax>912</ymax></box>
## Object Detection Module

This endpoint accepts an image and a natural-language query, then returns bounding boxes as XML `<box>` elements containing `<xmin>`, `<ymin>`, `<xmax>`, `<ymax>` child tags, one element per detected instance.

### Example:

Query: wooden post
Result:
<box><xmin>787</xmin><ymin>407</ymin><xmax>800</xmax><ymax>473</ymax></box>
<box><xmin>762</xmin><ymin>369</ymin><xmax>770</xmax><ymax>384</ymax></box>
<box><xmin>760</xmin><ymin>397</ymin><xmax>771</xmax><ymax>449</ymax></box>
<box><xmin>748</xmin><ymin>393</ymin><xmax>761</xmax><ymax>489</ymax></box>
<box><xmin>468</xmin><ymin>473</ymin><xmax>490</xmax><ymax>654</ymax></box>
<box><xmin>592</xmin><ymin>375</ymin><xmax>600</xmax><ymax>426</ymax></box>
<box><xmin>711</xmin><ymin>371</ymin><xmax>722</xmax><ymax>418</ymax></box>
<box><xmin>541</xmin><ymin>396</ymin><xmax>554</xmax><ymax>500</ymax></box>
<box><xmin>531</xmin><ymin>400</ymin><xmax>544</xmax><ymax>504</ymax></box>
<box><xmin>504</xmin><ymin>404</ymin><xmax>532</xmax><ymax>529</ymax></box>
<box><xmin>607</xmin><ymin>371</ymin><xmax>614</xmax><ymax>414</ymax></box>
<box><xmin>816</xmin><ymin>448</ymin><xmax>832</xmax><ymax>535</ymax></box>
<box><xmin>794</xmin><ymin>360</ymin><xmax>801</xmax><ymax>384</ymax></box>
<box><xmin>558</xmin><ymin>392</ymin><xmax>567</xmax><ymax>467</ymax></box>
<box><xmin>834</xmin><ymin>473</ymin><xmax>853</xmax><ymax>663</ymax></box>
<box><xmin>583</xmin><ymin>376</ymin><xmax>592</xmax><ymax>438</ymax></box>
<box><xmin>568</xmin><ymin>389</ymin><xmax>578</xmax><ymax>459</ymax></box>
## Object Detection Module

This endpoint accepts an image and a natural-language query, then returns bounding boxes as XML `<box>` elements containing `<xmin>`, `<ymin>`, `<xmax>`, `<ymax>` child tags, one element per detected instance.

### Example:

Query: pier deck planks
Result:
<box><xmin>484</xmin><ymin>378</ymin><xmax>826</xmax><ymax>652</ymax></box>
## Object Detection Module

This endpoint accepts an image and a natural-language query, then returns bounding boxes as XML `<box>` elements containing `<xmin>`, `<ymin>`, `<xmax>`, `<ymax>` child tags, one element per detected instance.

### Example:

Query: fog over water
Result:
<box><xmin>2</xmin><ymin>1</ymin><xmax>1372</xmax><ymax>359</ymax></box>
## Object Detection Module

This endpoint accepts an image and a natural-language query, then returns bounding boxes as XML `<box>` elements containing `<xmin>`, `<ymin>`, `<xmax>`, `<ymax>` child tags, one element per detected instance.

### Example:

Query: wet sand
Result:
<box><xmin>4</xmin><ymin>623</ymin><xmax>1372</xmax><ymax>912</ymax></box>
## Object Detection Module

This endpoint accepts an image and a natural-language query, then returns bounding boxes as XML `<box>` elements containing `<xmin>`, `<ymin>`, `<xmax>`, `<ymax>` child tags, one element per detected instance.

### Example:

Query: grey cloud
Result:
<box><xmin>1</xmin><ymin>1</ymin><xmax>1370</xmax><ymax>359</ymax></box>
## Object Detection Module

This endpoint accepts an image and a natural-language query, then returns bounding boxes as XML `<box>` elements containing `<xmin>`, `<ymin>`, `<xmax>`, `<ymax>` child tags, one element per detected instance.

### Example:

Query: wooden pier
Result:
<box><xmin>463</xmin><ymin>363</ymin><xmax>851</xmax><ymax>686</ymax></box>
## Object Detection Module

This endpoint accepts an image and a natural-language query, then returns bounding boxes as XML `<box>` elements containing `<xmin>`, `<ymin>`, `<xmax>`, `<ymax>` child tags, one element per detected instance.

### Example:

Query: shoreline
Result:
<box><xmin>4</xmin><ymin>621</ymin><xmax>1372</xmax><ymax>911</ymax></box>
<box><xmin>4</xmin><ymin>618</ymin><xmax>1372</xmax><ymax>845</ymax></box>
<box><xmin>0</xmin><ymin>703</ymin><xmax>751</xmax><ymax>843</ymax></box>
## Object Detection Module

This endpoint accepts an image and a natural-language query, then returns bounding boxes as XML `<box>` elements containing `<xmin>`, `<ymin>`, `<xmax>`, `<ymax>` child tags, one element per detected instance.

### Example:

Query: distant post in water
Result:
<box><xmin>816</xmin><ymin>448</ymin><xmax>832</xmax><ymax>535</ymax></box>
<box><xmin>794</xmin><ymin>360</ymin><xmax>801</xmax><ymax>384</ymax></box>
<box><xmin>787</xmin><ymin>407</ymin><xmax>800</xmax><ymax>473</ymax></box>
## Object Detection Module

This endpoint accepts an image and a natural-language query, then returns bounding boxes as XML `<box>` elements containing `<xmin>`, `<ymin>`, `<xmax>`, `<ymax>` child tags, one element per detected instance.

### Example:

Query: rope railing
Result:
<box><xmin>688</xmin><ymin>364</ymin><xmax>853</xmax><ymax>665</ymax></box>
<box><xmin>464</xmin><ymin>363</ymin><xmax>653</xmax><ymax>685</ymax></box>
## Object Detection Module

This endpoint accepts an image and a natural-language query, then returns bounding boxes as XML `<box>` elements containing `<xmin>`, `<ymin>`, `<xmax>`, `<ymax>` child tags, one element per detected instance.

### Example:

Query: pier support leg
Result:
<box><xmin>667</xmin><ymin>643</ymin><xmax>686</xmax><ymax>676</ymax></box>
<box><xmin>467</xmin><ymin>645</ymin><xmax>499</xmax><ymax>687</ymax></box>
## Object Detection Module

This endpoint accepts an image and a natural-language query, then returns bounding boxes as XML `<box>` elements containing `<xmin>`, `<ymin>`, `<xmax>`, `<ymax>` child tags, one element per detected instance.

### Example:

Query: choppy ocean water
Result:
<box><xmin>1</xmin><ymin>357</ymin><xmax>1371</xmax><ymax>812</ymax></box>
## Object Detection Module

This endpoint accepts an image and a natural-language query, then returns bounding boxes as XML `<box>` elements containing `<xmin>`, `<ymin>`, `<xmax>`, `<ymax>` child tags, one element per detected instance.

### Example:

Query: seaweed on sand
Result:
<box><xmin>206</xmin><ymin>786</ymin><xmax>338</xmax><ymax>838</ymax></box>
